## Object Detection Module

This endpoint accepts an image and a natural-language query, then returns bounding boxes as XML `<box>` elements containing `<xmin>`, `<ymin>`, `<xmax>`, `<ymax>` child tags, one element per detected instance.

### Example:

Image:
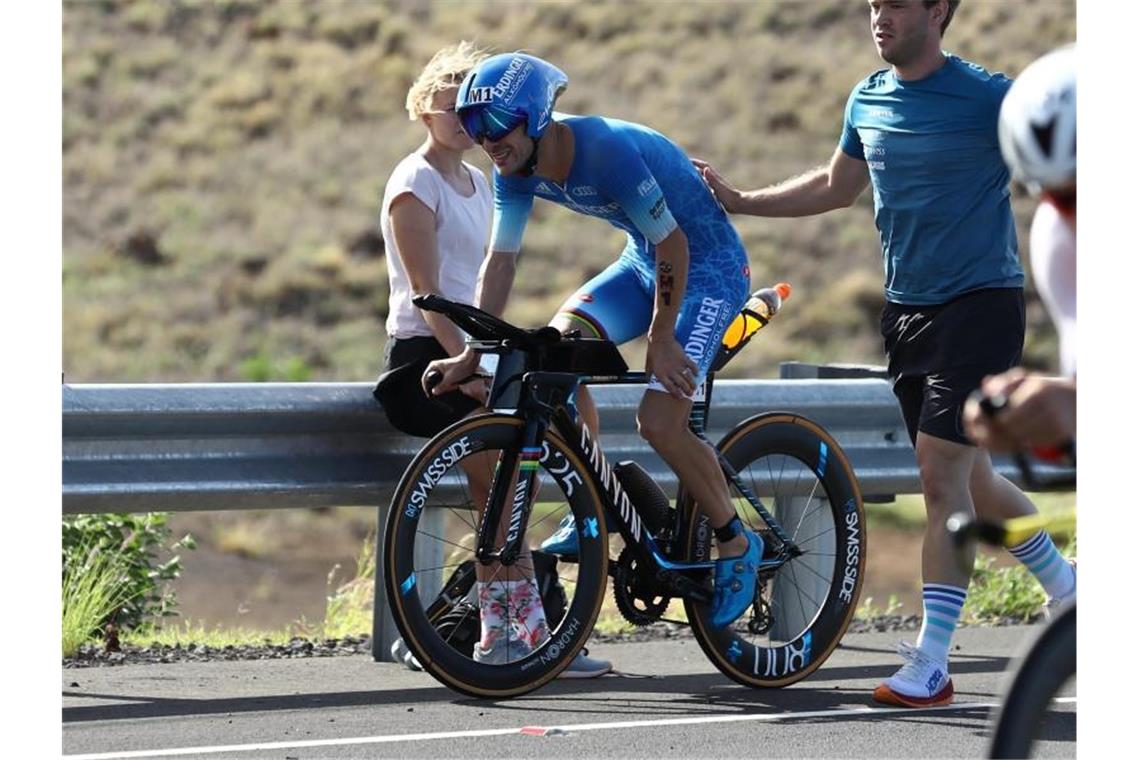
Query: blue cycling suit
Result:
<box><xmin>490</xmin><ymin>113</ymin><xmax>750</xmax><ymax>389</ymax></box>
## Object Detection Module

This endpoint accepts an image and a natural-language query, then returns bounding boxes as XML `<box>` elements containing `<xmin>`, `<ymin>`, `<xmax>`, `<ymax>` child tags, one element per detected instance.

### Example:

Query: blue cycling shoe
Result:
<box><xmin>540</xmin><ymin>512</ymin><xmax>618</xmax><ymax>558</ymax></box>
<box><xmin>539</xmin><ymin>513</ymin><xmax>581</xmax><ymax>557</ymax></box>
<box><xmin>709</xmin><ymin>522</ymin><xmax>765</xmax><ymax>629</ymax></box>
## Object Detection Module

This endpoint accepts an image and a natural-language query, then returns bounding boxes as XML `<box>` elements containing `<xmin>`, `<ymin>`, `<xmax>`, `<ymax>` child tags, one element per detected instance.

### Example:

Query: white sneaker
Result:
<box><xmin>472</xmin><ymin>635</ymin><xmax>534</xmax><ymax>665</ymax></box>
<box><xmin>1043</xmin><ymin>558</ymin><xmax>1077</xmax><ymax>621</ymax></box>
<box><xmin>557</xmin><ymin>648</ymin><xmax>612</xmax><ymax>679</ymax></box>
<box><xmin>390</xmin><ymin>637</ymin><xmax>422</xmax><ymax>671</ymax></box>
<box><xmin>872</xmin><ymin>642</ymin><xmax>953</xmax><ymax>707</ymax></box>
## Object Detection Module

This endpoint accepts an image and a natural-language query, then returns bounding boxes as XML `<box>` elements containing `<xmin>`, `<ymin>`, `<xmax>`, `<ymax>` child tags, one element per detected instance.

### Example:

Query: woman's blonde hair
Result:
<box><xmin>405</xmin><ymin>41</ymin><xmax>490</xmax><ymax>121</ymax></box>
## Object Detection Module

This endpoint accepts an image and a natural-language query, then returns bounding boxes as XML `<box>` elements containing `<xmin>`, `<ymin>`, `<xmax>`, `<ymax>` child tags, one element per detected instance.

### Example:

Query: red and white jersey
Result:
<box><xmin>1029</xmin><ymin>201</ymin><xmax>1076</xmax><ymax>377</ymax></box>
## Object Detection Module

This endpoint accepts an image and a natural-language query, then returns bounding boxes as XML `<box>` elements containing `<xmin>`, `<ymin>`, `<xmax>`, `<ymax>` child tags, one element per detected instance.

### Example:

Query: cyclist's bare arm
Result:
<box><xmin>693</xmin><ymin>146</ymin><xmax>870</xmax><ymax>217</ymax></box>
<box><xmin>424</xmin><ymin>248</ymin><xmax>517</xmax><ymax>397</ymax></box>
<box><xmin>648</xmin><ymin>227</ymin><xmax>699</xmax><ymax>399</ymax></box>
<box><xmin>474</xmin><ymin>249</ymin><xmax>519</xmax><ymax>318</ymax></box>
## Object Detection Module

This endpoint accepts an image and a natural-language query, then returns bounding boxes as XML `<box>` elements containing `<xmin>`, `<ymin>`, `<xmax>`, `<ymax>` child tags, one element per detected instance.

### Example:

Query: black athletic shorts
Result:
<box><xmin>373</xmin><ymin>336</ymin><xmax>481</xmax><ymax>438</ymax></box>
<box><xmin>881</xmin><ymin>288</ymin><xmax>1025</xmax><ymax>446</ymax></box>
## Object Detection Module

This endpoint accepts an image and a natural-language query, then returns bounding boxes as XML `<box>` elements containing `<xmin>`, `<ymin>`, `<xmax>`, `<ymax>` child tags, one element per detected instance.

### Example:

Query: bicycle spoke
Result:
<box><xmin>414</xmin><ymin>529</ymin><xmax>476</xmax><ymax>556</ymax></box>
<box><xmin>792</xmin><ymin>524</ymin><xmax>836</xmax><ymax>547</ymax></box>
<box><xmin>784</xmin><ymin>560</ymin><xmax>815</xmax><ymax>630</ymax></box>
<box><xmin>445</xmin><ymin>503</ymin><xmax>479</xmax><ymax>533</ymax></box>
<box><xmin>785</xmin><ymin>555</ymin><xmax>834</xmax><ymax>587</ymax></box>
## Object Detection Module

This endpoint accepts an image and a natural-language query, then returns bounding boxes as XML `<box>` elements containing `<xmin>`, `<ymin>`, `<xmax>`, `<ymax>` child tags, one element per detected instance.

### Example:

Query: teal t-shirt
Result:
<box><xmin>839</xmin><ymin>55</ymin><xmax>1023</xmax><ymax>305</ymax></box>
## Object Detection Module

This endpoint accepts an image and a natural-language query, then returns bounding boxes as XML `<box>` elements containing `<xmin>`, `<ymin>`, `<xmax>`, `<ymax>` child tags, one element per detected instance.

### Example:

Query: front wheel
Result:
<box><xmin>684</xmin><ymin>412</ymin><xmax>866</xmax><ymax>687</ymax></box>
<box><xmin>988</xmin><ymin>601</ymin><xmax>1076</xmax><ymax>758</ymax></box>
<box><xmin>383</xmin><ymin>413</ymin><xmax>609</xmax><ymax>698</ymax></box>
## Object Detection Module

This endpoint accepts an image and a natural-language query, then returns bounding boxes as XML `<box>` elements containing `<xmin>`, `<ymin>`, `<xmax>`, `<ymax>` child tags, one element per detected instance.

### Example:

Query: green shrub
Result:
<box><xmin>963</xmin><ymin>535</ymin><xmax>1075</xmax><ymax>624</ymax></box>
<box><xmin>62</xmin><ymin>540</ymin><xmax>139</xmax><ymax>657</ymax></box>
<box><xmin>62</xmin><ymin>513</ymin><xmax>196</xmax><ymax>636</ymax></box>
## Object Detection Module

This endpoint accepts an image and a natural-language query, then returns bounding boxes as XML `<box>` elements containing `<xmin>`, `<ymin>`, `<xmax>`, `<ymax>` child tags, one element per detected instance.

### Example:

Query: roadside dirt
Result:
<box><xmin>164</xmin><ymin>509</ymin><xmax>960</xmax><ymax>631</ymax></box>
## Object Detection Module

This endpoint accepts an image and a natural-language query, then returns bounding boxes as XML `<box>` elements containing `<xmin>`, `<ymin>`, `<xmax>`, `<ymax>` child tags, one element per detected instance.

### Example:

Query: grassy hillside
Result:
<box><xmin>63</xmin><ymin>0</ymin><xmax>1077</xmax><ymax>383</ymax></box>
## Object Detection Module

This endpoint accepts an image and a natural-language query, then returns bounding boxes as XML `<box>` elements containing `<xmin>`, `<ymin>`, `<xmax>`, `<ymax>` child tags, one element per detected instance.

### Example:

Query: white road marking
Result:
<box><xmin>66</xmin><ymin>697</ymin><xmax>1077</xmax><ymax>759</ymax></box>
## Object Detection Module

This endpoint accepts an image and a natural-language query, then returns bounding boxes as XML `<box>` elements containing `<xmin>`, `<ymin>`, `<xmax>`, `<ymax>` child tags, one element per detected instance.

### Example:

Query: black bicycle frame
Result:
<box><xmin>474</xmin><ymin>366</ymin><xmax>801</xmax><ymax>602</ymax></box>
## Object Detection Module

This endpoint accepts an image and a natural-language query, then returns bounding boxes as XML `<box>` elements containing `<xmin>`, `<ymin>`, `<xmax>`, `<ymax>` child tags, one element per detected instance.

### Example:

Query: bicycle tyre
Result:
<box><xmin>684</xmin><ymin>412</ymin><xmax>866</xmax><ymax>687</ymax></box>
<box><xmin>383</xmin><ymin>413</ymin><xmax>609</xmax><ymax>698</ymax></box>
<box><xmin>988</xmin><ymin>601</ymin><xmax>1076</xmax><ymax>758</ymax></box>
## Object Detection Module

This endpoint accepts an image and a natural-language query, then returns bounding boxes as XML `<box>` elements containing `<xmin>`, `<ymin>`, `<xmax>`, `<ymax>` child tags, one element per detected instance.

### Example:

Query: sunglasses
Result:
<box><xmin>459</xmin><ymin>106</ymin><xmax>525</xmax><ymax>143</ymax></box>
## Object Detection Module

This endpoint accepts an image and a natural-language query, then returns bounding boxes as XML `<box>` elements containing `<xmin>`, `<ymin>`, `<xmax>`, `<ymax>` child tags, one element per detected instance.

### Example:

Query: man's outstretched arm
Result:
<box><xmin>693</xmin><ymin>145</ymin><xmax>870</xmax><ymax>217</ymax></box>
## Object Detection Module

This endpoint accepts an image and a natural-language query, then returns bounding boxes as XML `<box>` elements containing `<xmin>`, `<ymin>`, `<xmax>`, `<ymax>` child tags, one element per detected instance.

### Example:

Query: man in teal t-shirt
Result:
<box><xmin>694</xmin><ymin>0</ymin><xmax>1075</xmax><ymax>708</ymax></box>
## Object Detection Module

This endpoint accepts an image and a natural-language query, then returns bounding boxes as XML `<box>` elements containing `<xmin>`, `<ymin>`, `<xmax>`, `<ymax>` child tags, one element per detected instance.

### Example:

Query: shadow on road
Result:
<box><xmin>62</xmin><ymin>652</ymin><xmax>1011</xmax><ymax>724</ymax></box>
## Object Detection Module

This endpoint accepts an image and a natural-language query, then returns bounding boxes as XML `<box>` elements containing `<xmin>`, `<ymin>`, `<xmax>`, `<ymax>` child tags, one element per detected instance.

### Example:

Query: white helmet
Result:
<box><xmin>998</xmin><ymin>45</ymin><xmax>1076</xmax><ymax>194</ymax></box>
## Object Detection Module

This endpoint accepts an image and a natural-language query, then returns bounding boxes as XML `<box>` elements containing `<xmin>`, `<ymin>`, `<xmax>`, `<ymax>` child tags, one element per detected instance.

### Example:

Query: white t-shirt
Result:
<box><xmin>380</xmin><ymin>152</ymin><xmax>492</xmax><ymax>339</ymax></box>
<box><xmin>1029</xmin><ymin>201</ymin><xmax>1076</xmax><ymax>377</ymax></box>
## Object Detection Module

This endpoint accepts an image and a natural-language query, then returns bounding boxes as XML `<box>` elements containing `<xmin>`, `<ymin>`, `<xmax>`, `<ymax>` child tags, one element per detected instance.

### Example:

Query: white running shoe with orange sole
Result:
<box><xmin>872</xmin><ymin>641</ymin><xmax>954</xmax><ymax>707</ymax></box>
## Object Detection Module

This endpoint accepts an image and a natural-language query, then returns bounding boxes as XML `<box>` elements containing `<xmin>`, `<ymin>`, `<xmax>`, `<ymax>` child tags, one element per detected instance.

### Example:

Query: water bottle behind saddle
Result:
<box><xmin>712</xmin><ymin>282</ymin><xmax>792</xmax><ymax>372</ymax></box>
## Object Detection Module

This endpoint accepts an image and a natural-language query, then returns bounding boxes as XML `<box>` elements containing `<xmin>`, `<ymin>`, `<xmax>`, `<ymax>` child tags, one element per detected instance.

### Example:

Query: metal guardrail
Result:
<box><xmin>63</xmin><ymin>374</ymin><xmax>1067</xmax><ymax>514</ymax></box>
<box><xmin>62</xmin><ymin>366</ymin><xmax>1075</xmax><ymax>661</ymax></box>
<box><xmin>62</xmin><ymin>375</ymin><xmax>919</xmax><ymax>514</ymax></box>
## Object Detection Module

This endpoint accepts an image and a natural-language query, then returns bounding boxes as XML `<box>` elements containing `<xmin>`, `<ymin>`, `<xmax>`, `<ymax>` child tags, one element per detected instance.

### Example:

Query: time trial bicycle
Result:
<box><xmin>382</xmin><ymin>292</ymin><xmax>866</xmax><ymax>698</ymax></box>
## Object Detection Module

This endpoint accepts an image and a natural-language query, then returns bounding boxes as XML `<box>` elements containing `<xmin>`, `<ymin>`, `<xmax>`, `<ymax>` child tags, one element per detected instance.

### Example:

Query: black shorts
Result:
<box><xmin>881</xmin><ymin>288</ymin><xmax>1025</xmax><ymax>446</ymax></box>
<box><xmin>373</xmin><ymin>336</ymin><xmax>481</xmax><ymax>438</ymax></box>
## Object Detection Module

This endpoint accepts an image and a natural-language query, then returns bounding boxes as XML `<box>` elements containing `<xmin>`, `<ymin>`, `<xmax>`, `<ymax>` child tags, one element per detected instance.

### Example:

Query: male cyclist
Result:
<box><xmin>964</xmin><ymin>45</ymin><xmax>1077</xmax><ymax>454</ymax></box>
<box><xmin>423</xmin><ymin>52</ymin><xmax>764</xmax><ymax>640</ymax></box>
<box><xmin>693</xmin><ymin>1</ymin><xmax>1076</xmax><ymax>708</ymax></box>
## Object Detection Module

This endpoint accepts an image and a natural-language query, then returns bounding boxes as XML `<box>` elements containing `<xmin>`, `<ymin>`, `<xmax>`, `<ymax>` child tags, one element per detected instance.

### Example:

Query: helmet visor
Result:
<box><xmin>459</xmin><ymin>105</ymin><xmax>525</xmax><ymax>143</ymax></box>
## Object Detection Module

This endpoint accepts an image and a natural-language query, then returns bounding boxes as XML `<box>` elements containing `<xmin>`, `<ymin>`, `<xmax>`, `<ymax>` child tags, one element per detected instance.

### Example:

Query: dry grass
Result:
<box><xmin>63</xmin><ymin>0</ymin><xmax>1076</xmax><ymax>384</ymax></box>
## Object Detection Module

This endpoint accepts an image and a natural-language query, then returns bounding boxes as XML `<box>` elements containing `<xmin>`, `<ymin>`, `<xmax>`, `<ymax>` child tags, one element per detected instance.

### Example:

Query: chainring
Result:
<box><xmin>612</xmin><ymin>545</ymin><xmax>672</xmax><ymax>626</ymax></box>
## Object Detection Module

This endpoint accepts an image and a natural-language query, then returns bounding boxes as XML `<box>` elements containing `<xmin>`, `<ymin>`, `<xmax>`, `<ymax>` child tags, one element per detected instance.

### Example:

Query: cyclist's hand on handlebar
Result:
<box><xmin>647</xmin><ymin>332</ymin><xmax>699</xmax><ymax>400</ymax></box>
<box><xmin>457</xmin><ymin>375</ymin><xmax>490</xmax><ymax>404</ymax></box>
<box><xmin>963</xmin><ymin>368</ymin><xmax>1076</xmax><ymax>453</ymax></box>
<box><xmin>691</xmin><ymin>158</ymin><xmax>744</xmax><ymax>214</ymax></box>
<box><xmin>422</xmin><ymin>348</ymin><xmax>480</xmax><ymax>397</ymax></box>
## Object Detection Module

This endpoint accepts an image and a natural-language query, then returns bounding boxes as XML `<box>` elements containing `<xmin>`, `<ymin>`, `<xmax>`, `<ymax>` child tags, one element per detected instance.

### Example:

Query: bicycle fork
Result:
<box><xmin>474</xmin><ymin>373</ymin><xmax>573</xmax><ymax>567</ymax></box>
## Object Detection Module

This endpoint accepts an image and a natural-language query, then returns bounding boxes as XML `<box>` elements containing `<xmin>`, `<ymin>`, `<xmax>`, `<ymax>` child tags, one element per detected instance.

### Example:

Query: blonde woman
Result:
<box><xmin>374</xmin><ymin>42</ymin><xmax>610</xmax><ymax>678</ymax></box>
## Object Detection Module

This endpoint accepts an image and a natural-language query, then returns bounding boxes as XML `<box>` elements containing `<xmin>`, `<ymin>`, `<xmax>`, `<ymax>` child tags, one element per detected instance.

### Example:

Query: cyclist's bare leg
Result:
<box><xmin>915</xmin><ymin>432</ymin><xmax>978</xmax><ymax>587</ymax></box>
<box><xmin>637</xmin><ymin>389</ymin><xmax>748</xmax><ymax>557</ymax></box>
<box><xmin>573</xmin><ymin>384</ymin><xmax>600</xmax><ymax>435</ymax></box>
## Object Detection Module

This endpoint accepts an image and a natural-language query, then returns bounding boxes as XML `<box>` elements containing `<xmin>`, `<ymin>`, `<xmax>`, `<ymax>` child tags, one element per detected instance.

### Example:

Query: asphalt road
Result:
<box><xmin>62</xmin><ymin>626</ymin><xmax>1075</xmax><ymax>759</ymax></box>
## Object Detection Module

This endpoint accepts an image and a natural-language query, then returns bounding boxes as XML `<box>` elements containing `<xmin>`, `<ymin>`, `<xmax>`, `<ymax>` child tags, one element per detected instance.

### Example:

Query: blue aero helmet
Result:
<box><xmin>456</xmin><ymin>52</ymin><xmax>568</xmax><ymax>143</ymax></box>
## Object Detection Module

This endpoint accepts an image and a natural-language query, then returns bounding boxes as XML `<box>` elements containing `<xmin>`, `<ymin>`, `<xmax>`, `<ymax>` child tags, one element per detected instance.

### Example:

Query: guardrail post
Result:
<box><xmin>774</xmin><ymin>362</ymin><xmax>889</xmax><ymax>623</ymax></box>
<box><xmin>372</xmin><ymin>505</ymin><xmax>397</xmax><ymax>661</ymax></box>
<box><xmin>770</xmin><ymin>494</ymin><xmax>831</xmax><ymax>641</ymax></box>
<box><xmin>372</xmin><ymin>503</ymin><xmax>445</xmax><ymax>662</ymax></box>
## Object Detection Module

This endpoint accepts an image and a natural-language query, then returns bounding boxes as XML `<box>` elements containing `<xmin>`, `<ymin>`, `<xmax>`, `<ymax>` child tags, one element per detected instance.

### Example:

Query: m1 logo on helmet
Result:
<box><xmin>469</xmin><ymin>86</ymin><xmax>495</xmax><ymax>105</ymax></box>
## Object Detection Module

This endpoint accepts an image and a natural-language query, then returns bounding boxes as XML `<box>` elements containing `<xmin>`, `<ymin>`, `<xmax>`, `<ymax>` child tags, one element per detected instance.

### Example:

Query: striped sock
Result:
<box><xmin>1008</xmin><ymin>530</ymin><xmax>1076</xmax><ymax>599</ymax></box>
<box><xmin>916</xmin><ymin>583</ymin><xmax>967</xmax><ymax>664</ymax></box>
